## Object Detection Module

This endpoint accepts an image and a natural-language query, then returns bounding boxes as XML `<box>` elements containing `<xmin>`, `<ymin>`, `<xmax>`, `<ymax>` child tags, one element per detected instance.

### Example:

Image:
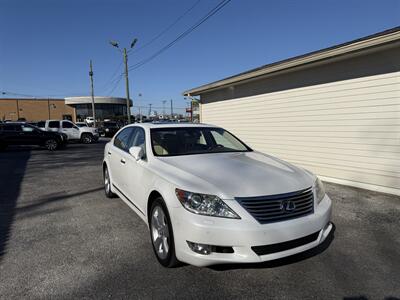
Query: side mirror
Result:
<box><xmin>129</xmin><ymin>146</ymin><xmax>144</xmax><ymax>161</ymax></box>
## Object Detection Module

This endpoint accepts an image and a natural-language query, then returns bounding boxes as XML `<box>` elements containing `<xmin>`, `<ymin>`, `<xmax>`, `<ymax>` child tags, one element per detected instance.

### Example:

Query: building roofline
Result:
<box><xmin>183</xmin><ymin>26</ymin><xmax>400</xmax><ymax>96</ymax></box>
<box><xmin>0</xmin><ymin>98</ymin><xmax>65</xmax><ymax>101</ymax></box>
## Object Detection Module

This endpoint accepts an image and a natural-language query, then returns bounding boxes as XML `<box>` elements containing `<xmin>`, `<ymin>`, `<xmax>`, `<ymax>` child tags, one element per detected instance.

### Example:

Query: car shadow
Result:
<box><xmin>208</xmin><ymin>223</ymin><xmax>336</xmax><ymax>271</ymax></box>
<box><xmin>0</xmin><ymin>149</ymin><xmax>31</xmax><ymax>262</ymax></box>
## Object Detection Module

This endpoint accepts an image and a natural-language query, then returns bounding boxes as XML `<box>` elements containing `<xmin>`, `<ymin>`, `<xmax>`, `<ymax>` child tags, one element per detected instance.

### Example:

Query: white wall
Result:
<box><xmin>201</xmin><ymin>72</ymin><xmax>400</xmax><ymax>195</ymax></box>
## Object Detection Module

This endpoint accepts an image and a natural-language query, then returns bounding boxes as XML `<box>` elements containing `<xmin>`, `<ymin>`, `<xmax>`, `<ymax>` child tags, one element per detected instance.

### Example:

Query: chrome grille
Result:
<box><xmin>235</xmin><ymin>187</ymin><xmax>314</xmax><ymax>224</ymax></box>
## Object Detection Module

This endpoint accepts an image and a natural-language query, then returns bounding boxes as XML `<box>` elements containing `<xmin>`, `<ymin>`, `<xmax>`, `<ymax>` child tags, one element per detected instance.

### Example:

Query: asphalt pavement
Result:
<box><xmin>0</xmin><ymin>140</ymin><xmax>399</xmax><ymax>299</ymax></box>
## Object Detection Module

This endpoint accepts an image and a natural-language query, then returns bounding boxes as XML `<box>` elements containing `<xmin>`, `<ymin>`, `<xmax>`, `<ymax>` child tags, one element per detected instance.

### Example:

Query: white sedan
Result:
<box><xmin>103</xmin><ymin>123</ymin><xmax>332</xmax><ymax>267</ymax></box>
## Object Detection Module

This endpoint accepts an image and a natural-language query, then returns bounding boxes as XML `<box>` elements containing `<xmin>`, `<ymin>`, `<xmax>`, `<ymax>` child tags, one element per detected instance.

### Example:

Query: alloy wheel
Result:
<box><xmin>104</xmin><ymin>168</ymin><xmax>110</xmax><ymax>194</ymax></box>
<box><xmin>45</xmin><ymin>139</ymin><xmax>57</xmax><ymax>151</ymax></box>
<box><xmin>151</xmin><ymin>206</ymin><xmax>170</xmax><ymax>260</ymax></box>
<box><xmin>82</xmin><ymin>135</ymin><xmax>92</xmax><ymax>144</ymax></box>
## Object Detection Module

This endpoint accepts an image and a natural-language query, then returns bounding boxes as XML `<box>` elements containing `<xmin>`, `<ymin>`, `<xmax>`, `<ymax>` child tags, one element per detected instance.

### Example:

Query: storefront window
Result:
<box><xmin>75</xmin><ymin>104</ymin><xmax>127</xmax><ymax>121</ymax></box>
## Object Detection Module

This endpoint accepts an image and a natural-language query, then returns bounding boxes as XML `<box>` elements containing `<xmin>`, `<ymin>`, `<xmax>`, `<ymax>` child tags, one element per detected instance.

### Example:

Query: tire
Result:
<box><xmin>81</xmin><ymin>133</ymin><xmax>93</xmax><ymax>144</ymax></box>
<box><xmin>149</xmin><ymin>198</ymin><xmax>179</xmax><ymax>268</ymax></box>
<box><xmin>103</xmin><ymin>166</ymin><xmax>117</xmax><ymax>198</ymax></box>
<box><xmin>44</xmin><ymin>139</ymin><xmax>58</xmax><ymax>151</ymax></box>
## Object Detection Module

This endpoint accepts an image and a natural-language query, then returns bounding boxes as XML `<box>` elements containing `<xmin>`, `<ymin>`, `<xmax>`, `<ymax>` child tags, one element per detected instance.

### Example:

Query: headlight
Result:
<box><xmin>175</xmin><ymin>188</ymin><xmax>240</xmax><ymax>219</ymax></box>
<box><xmin>314</xmin><ymin>177</ymin><xmax>326</xmax><ymax>204</ymax></box>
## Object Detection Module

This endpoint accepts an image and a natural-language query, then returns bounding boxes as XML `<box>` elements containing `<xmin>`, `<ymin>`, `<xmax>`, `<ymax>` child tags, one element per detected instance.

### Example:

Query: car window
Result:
<box><xmin>62</xmin><ymin>121</ymin><xmax>74</xmax><ymax>128</ymax></box>
<box><xmin>48</xmin><ymin>121</ymin><xmax>60</xmax><ymax>128</ymax></box>
<box><xmin>114</xmin><ymin>127</ymin><xmax>135</xmax><ymax>152</ymax></box>
<box><xmin>130</xmin><ymin>127</ymin><xmax>146</xmax><ymax>156</ymax></box>
<box><xmin>210</xmin><ymin>130</ymin><xmax>242</xmax><ymax>150</ymax></box>
<box><xmin>151</xmin><ymin>127</ymin><xmax>250</xmax><ymax>156</ymax></box>
<box><xmin>21</xmin><ymin>125</ymin><xmax>35</xmax><ymax>132</ymax></box>
<box><xmin>37</xmin><ymin>121</ymin><xmax>45</xmax><ymax>128</ymax></box>
<box><xmin>2</xmin><ymin>124</ymin><xmax>17</xmax><ymax>131</ymax></box>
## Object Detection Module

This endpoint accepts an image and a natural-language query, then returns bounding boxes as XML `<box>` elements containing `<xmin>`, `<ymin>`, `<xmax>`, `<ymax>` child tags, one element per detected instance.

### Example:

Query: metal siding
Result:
<box><xmin>201</xmin><ymin>72</ymin><xmax>400</xmax><ymax>194</ymax></box>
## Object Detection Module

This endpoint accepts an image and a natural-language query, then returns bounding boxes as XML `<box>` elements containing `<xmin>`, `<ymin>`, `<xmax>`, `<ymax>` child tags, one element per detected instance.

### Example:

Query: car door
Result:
<box><xmin>1</xmin><ymin>124</ymin><xmax>19</xmax><ymax>144</ymax></box>
<box><xmin>19</xmin><ymin>124</ymin><xmax>41</xmax><ymax>145</ymax></box>
<box><xmin>108</xmin><ymin>127</ymin><xmax>136</xmax><ymax>197</ymax></box>
<box><xmin>61</xmin><ymin>121</ymin><xmax>80</xmax><ymax>140</ymax></box>
<box><xmin>123</xmin><ymin>127</ymin><xmax>147</xmax><ymax>214</ymax></box>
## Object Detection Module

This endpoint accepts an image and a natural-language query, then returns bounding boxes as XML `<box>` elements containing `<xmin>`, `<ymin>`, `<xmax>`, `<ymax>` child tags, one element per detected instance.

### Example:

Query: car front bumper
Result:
<box><xmin>171</xmin><ymin>194</ymin><xmax>332</xmax><ymax>267</ymax></box>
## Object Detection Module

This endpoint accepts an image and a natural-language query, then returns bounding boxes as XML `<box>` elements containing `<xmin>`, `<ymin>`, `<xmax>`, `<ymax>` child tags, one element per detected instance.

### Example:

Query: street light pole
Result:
<box><xmin>110</xmin><ymin>38</ymin><xmax>138</xmax><ymax>124</ymax></box>
<box><xmin>89</xmin><ymin>60</ymin><xmax>96</xmax><ymax>127</ymax></box>
<box><xmin>123</xmin><ymin>48</ymin><xmax>131</xmax><ymax>124</ymax></box>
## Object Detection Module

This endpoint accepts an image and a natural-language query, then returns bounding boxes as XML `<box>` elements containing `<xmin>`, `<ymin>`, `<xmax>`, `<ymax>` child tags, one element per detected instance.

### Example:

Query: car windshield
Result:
<box><xmin>151</xmin><ymin>127</ymin><xmax>251</xmax><ymax>156</ymax></box>
<box><xmin>104</xmin><ymin>122</ymin><xmax>117</xmax><ymax>127</ymax></box>
<box><xmin>76</xmin><ymin>123</ymin><xmax>87</xmax><ymax>127</ymax></box>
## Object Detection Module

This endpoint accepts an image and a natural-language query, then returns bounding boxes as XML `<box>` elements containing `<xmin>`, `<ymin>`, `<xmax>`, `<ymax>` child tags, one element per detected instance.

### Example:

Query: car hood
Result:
<box><xmin>154</xmin><ymin>151</ymin><xmax>314</xmax><ymax>199</ymax></box>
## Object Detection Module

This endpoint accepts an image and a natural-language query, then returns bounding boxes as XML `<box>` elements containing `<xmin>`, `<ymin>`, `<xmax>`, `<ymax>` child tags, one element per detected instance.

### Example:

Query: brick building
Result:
<box><xmin>0</xmin><ymin>96</ymin><xmax>131</xmax><ymax>123</ymax></box>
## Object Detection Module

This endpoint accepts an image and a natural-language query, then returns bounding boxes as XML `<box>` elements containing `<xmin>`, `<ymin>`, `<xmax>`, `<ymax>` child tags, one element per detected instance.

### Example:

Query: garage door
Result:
<box><xmin>200</xmin><ymin>72</ymin><xmax>400</xmax><ymax>195</ymax></box>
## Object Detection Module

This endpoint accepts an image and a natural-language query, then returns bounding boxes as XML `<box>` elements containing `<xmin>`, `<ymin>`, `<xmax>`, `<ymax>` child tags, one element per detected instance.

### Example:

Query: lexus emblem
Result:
<box><xmin>280</xmin><ymin>200</ymin><xmax>296</xmax><ymax>212</ymax></box>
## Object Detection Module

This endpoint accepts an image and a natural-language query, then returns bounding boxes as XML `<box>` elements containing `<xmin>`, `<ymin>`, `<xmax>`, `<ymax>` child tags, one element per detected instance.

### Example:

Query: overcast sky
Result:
<box><xmin>0</xmin><ymin>0</ymin><xmax>399</xmax><ymax>114</ymax></box>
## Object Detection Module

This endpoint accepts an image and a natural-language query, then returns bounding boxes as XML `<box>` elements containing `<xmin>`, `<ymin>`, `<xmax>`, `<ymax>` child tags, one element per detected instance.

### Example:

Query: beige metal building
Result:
<box><xmin>184</xmin><ymin>27</ymin><xmax>400</xmax><ymax>196</ymax></box>
<box><xmin>0</xmin><ymin>98</ymin><xmax>76</xmax><ymax>122</ymax></box>
<box><xmin>0</xmin><ymin>96</ymin><xmax>131</xmax><ymax>123</ymax></box>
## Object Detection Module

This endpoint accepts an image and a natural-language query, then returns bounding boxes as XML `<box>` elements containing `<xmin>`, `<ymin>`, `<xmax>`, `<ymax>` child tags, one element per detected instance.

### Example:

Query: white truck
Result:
<box><xmin>37</xmin><ymin>120</ymin><xmax>99</xmax><ymax>144</ymax></box>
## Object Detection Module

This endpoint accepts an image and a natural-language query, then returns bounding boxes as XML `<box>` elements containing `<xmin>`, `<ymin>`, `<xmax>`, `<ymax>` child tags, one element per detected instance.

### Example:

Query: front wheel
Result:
<box><xmin>103</xmin><ymin>166</ymin><xmax>117</xmax><ymax>198</ymax></box>
<box><xmin>149</xmin><ymin>198</ymin><xmax>179</xmax><ymax>268</ymax></box>
<box><xmin>81</xmin><ymin>133</ymin><xmax>93</xmax><ymax>144</ymax></box>
<box><xmin>44</xmin><ymin>139</ymin><xmax>58</xmax><ymax>151</ymax></box>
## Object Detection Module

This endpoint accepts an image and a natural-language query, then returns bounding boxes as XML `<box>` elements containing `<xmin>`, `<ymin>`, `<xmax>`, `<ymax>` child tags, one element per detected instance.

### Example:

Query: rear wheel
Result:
<box><xmin>44</xmin><ymin>139</ymin><xmax>58</xmax><ymax>151</ymax></box>
<box><xmin>103</xmin><ymin>166</ymin><xmax>117</xmax><ymax>198</ymax></box>
<box><xmin>149</xmin><ymin>198</ymin><xmax>179</xmax><ymax>268</ymax></box>
<box><xmin>81</xmin><ymin>133</ymin><xmax>93</xmax><ymax>144</ymax></box>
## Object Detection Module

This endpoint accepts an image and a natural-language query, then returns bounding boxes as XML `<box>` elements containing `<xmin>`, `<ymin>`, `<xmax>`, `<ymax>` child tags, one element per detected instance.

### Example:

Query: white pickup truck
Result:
<box><xmin>37</xmin><ymin>120</ymin><xmax>99</xmax><ymax>143</ymax></box>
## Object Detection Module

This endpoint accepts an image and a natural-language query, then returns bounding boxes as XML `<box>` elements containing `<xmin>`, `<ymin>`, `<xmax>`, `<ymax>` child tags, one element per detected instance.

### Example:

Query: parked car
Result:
<box><xmin>99</xmin><ymin>121</ymin><xmax>119</xmax><ymax>137</ymax></box>
<box><xmin>85</xmin><ymin>117</ymin><xmax>95</xmax><ymax>126</ymax></box>
<box><xmin>37</xmin><ymin>120</ymin><xmax>99</xmax><ymax>144</ymax></box>
<box><xmin>102</xmin><ymin>123</ymin><xmax>332</xmax><ymax>267</ymax></box>
<box><xmin>0</xmin><ymin>122</ymin><xmax>66</xmax><ymax>151</ymax></box>
<box><xmin>75</xmin><ymin>122</ymin><xmax>89</xmax><ymax>128</ymax></box>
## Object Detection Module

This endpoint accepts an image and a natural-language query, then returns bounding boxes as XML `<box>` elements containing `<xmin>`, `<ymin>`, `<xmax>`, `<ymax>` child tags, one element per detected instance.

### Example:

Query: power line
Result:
<box><xmin>0</xmin><ymin>90</ymin><xmax>85</xmax><ymax>98</ymax></box>
<box><xmin>128</xmin><ymin>0</ymin><xmax>231</xmax><ymax>72</ymax></box>
<box><xmin>133</xmin><ymin>0</ymin><xmax>201</xmax><ymax>53</ymax></box>
<box><xmin>98</xmin><ymin>61</ymin><xmax>123</xmax><ymax>92</ymax></box>
<box><xmin>106</xmin><ymin>74</ymin><xmax>124</xmax><ymax>96</ymax></box>
<box><xmin>132</xmin><ymin>104</ymin><xmax>186</xmax><ymax>110</ymax></box>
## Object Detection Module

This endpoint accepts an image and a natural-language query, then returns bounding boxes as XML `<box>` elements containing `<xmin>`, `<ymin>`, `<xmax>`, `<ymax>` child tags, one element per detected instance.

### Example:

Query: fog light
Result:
<box><xmin>187</xmin><ymin>241</ymin><xmax>212</xmax><ymax>255</ymax></box>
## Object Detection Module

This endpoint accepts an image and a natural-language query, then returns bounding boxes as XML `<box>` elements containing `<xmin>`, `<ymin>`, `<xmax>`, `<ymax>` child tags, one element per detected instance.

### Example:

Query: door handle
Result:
<box><xmin>107</xmin><ymin>151</ymin><xmax>111</xmax><ymax>155</ymax></box>
<box><xmin>120</xmin><ymin>158</ymin><xmax>126</xmax><ymax>164</ymax></box>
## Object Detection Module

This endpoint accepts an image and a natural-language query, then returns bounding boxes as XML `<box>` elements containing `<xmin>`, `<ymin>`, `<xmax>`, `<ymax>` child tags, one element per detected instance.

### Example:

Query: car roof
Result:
<box><xmin>129</xmin><ymin>122</ymin><xmax>219</xmax><ymax>129</ymax></box>
<box><xmin>1</xmin><ymin>122</ymin><xmax>26</xmax><ymax>125</ymax></box>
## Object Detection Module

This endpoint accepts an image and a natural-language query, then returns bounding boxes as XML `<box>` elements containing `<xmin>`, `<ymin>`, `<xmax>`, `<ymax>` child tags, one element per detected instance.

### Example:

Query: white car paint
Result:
<box><xmin>103</xmin><ymin>123</ymin><xmax>332</xmax><ymax>267</ymax></box>
<box><xmin>39</xmin><ymin>120</ymin><xmax>99</xmax><ymax>142</ymax></box>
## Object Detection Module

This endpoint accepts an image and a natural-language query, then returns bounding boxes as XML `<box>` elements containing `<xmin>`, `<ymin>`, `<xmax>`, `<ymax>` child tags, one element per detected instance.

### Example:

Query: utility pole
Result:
<box><xmin>190</xmin><ymin>101</ymin><xmax>193</xmax><ymax>122</ymax></box>
<box><xmin>148</xmin><ymin>104</ymin><xmax>152</xmax><ymax>118</ymax></box>
<box><xmin>138</xmin><ymin>93</ymin><xmax>142</xmax><ymax>122</ymax></box>
<box><xmin>162</xmin><ymin>100</ymin><xmax>166</xmax><ymax>117</ymax></box>
<box><xmin>110</xmin><ymin>38</ymin><xmax>138</xmax><ymax>124</ymax></box>
<box><xmin>123</xmin><ymin>48</ymin><xmax>131</xmax><ymax>124</ymax></box>
<box><xmin>170</xmin><ymin>99</ymin><xmax>173</xmax><ymax>118</ymax></box>
<box><xmin>89</xmin><ymin>60</ymin><xmax>96</xmax><ymax>127</ymax></box>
